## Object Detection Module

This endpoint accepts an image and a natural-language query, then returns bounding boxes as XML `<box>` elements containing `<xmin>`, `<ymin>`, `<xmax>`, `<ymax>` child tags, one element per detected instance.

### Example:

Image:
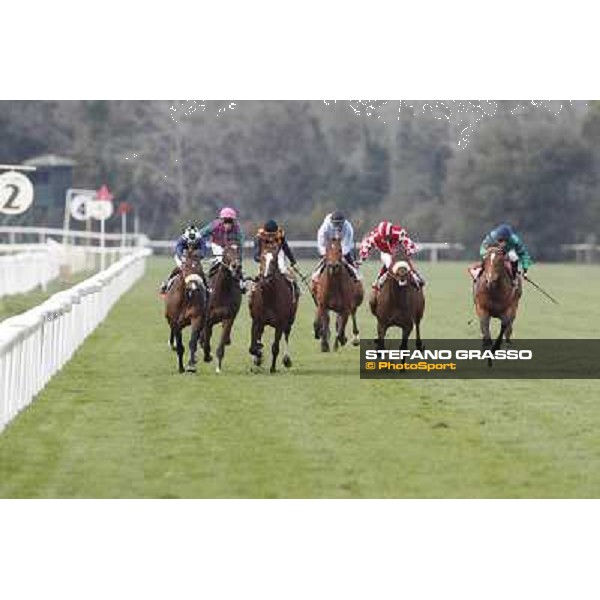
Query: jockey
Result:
<box><xmin>159</xmin><ymin>222</ymin><xmax>209</xmax><ymax>294</ymax></box>
<box><xmin>199</xmin><ymin>206</ymin><xmax>246</xmax><ymax>292</ymax></box>
<box><xmin>312</xmin><ymin>210</ymin><xmax>360</xmax><ymax>282</ymax></box>
<box><xmin>253</xmin><ymin>219</ymin><xmax>300</xmax><ymax>296</ymax></box>
<box><xmin>359</xmin><ymin>220</ymin><xmax>425</xmax><ymax>290</ymax></box>
<box><xmin>475</xmin><ymin>223</ymin><xmax>533</xmax><ymax>285</ymax></box>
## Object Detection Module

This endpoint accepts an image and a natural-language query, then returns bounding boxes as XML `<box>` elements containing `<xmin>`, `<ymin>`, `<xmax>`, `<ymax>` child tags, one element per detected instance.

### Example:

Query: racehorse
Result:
<box><xmin>203</xmin><ymin>243</ymin><xmax>243</xmax><ymax>373</ymax></box>
<box><xmin>248</xmin><ymin>242</ymin><xmax>298</xmax><ymax>373</ymax></box>
<box><xmin>370</xmin><ymin>257</ymin><xmax>425</xmax><ymax>351</ymax></box>
<box><xmin>313</xmin><ymin>235</ymin><xmax>363</xmax><ymax>352</ymax></box>
<box><xmin>164</xmin><ymin>250</ymin><xmax>208</xmax><ymax>373</ymax></box>
<box><xmin>473</xmin><ymin>245</ymin><xmax>520</xmax><ymax>350</ymax></box>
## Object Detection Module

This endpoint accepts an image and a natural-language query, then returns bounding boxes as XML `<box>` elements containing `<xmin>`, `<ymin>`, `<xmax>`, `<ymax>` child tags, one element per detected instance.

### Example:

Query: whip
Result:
<box><xmin>291</xmin><ymin>264</ymin><xmax>318</xmax><ymax>306</ymax></box>
<box><xmin>523</xmin><ymin>274</ymin><xmax>559</xmax><ymax>305</ymax></box>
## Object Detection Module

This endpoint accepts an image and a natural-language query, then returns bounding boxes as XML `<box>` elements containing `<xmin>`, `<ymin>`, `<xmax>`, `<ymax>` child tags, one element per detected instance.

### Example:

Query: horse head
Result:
<box><xmin>482</xmin><ymin>245</ymin><xmax>509</xmax><ymax>286</ymax></box>
<box><xmin>221</xmin><ymin>243</ymin><xmax>242</xmax><ymax>278</ymax></box>
<box><xmin>181</xmin><ymin>250</ymin><xmax>204</xmax><ymax>294</ymax></box>
<box><xmin>389</xmin><ymin>259</ymin><xmax>411</xmax><ymax>287</ymax></box>
<box><xmin>325</xmin><ymin>235</ymin><xmax>343</xmax><ymax>273</ymax></box>
<box><xmin>260</xmin><ymin>247</ymin><xmax>279</xmax><ymax>279</ymax></box>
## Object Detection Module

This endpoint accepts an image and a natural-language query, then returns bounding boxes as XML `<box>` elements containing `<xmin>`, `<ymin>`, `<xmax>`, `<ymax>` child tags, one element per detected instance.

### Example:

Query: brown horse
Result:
<box><xmin>370</xmin><ymin>257</ymin><xmax>425</xmax><ymax>351</ymax></box>
<box><xmin>248</xmin><ymin>244</ymin><xmax>298</xmax><ymax>373</ymax></box>
<box><xmin>203</xmin><ymin>243</ymin><xmax>243</xmax><ymax>373</ymax></box>
<box><xmin>164</xmin><ymin>250</ymin><xmax>208</xmax><ymax>373</ymax></box>
<box><xmin>474</xmin><ymin>246</ymin><xmax>520</xmax><ymax>350</ymax></box>
<box><xmin>313</xmin><ymin>235</ymin><xmax>363</xmax><ymax>352</ymax></box>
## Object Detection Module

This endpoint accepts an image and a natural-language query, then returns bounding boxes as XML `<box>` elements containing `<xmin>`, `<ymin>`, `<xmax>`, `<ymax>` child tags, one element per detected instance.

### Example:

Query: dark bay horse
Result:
<box><xmin>313</xmin><ymin>235</ymin><xmax>363</xmax><ymax>352</ymax></box>
<box><xmin>474</xmin><ymin>246</ymin><xmax>520</xmax><ymax>350</ymax></box>
<box><xmin>203</xmin><ymin>243</ymin><xmax>243</xmax><ymax>373</ymax></box>
<box><xmin>370</xmin><ymin>257</ymin><xmax>425</xmax><ymax>351</ymax></box>
<box><xmin>249</xmin><ymin>245</ymin><xmax>298</xmax><ymax>373</ymax></box>
<box><xmin>164</xmin><ymin>250</ymin><xmax>208</xmax><ymax>373</ymax></box>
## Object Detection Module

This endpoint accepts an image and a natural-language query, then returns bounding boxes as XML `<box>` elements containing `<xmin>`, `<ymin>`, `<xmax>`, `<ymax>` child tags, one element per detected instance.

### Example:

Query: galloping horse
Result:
<box><xmin>248</xmin><ymin>243</ymin><xmax>298</xmax><ymax>373</ymax></box>
<box><xmin>313</xmin><ymin>235</ymin><xmax>363</xmax><ymax>352</ymax></box>
<box><xmin>474</xmin><ymin>245</ymin><xmax>520</xmax><ymax>349</ymax></box>
<box><xmin>370</xmin><ymin>257</ymin><xmax>425</xmax><ymax>351</ymax></box>
<box><xmin>203</xmin><ymin>243</ymin><xmax>243</xmax><ymax>373</ymax></box>
<box><xmin>164</xmin><ymin>250</ymin><xmax>208</xmax><ymax>373</ymax></box>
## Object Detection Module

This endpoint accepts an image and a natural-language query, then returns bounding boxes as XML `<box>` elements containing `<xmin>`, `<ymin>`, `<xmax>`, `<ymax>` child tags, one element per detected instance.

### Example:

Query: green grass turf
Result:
<box><xmin>0</xmin><ymin>257</ymin><xmax>599</xmax><ymax>498</ymax></box>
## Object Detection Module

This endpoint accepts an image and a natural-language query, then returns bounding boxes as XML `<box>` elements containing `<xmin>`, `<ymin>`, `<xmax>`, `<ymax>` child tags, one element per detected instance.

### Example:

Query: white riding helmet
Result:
<box><xmin>184</xmin><ymin>224</ymin><xmax>199</xmax><ymax>243</ymax></box>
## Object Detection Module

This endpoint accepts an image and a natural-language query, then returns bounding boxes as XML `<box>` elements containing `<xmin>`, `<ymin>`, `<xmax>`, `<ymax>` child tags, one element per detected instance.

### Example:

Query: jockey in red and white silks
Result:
<box><xmin>359</xmin><ymin>221</ymin><xmax>425</xmax><ymax>289</ymax></box>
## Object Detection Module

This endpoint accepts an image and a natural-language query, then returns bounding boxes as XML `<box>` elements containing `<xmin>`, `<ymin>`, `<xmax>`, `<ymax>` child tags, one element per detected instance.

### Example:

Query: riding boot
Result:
<box><xmin>239</xmin><ymin>274</ymin><xmax>248</xmax><ymax>294</ymax></box>
<box><xmin>312</xmin><ymin>258</ymin><xmax>325</xmax><ymax>281</ymax></box>
<box><xmin>344</xmin><ymin>261</ymin><xmax>359</xmax><ymax>281</ymax></box>
<box><xmin>511</xmin><ymin>262</ymin><xmax>519</xmax><ymax>288</ymax></box>
<box><xmin>160</xmin><ymin>267</ymin><xmax>181</xmax><ymax>293</ymax></box>
<box><xmin>201</xmin><ymin>273</ymin><xmax>211</xmax><ymax>301</ymax></box>
<box><xmin>411</xmin><ymin>270</ymin><xmax>426</xmax><ymax>289</ymax></box>
<box><xmin>372</xmin><ymin>272</ymin><xmax>387</xmax><ymax>291</ymax></box>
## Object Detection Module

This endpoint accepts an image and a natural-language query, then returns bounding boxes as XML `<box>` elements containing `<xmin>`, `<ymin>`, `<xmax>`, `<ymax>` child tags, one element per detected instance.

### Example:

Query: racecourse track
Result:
<box><xmin>0</xmin><ymin>257</ymin><xmax>599</xmax><ymax>498</ymax></box>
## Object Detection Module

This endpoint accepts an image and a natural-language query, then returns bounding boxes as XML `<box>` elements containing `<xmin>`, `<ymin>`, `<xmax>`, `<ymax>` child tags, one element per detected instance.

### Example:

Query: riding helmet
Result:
<box><xmin>264</xmin><ymin>220</ymin><xmax>278</xmax><ymax>233</ymax></box>
<box><xmin>219</xmin><ymin>207</ymin><xmax>237</xmax><ymax>220</ymax></box>
<box><xmin>184</xmin><ymin>224</ymin><xmax>198</xmax><ymax>242</ymax></box>
<box><xmin>494</xmin><ymin>223</ymin><xmax>514</xmax><ymax>241</ymax></box>
<box><xmin>331</xmin><ymin>210</ymin><xmax>345</xmax><ymax>226</ymax></box>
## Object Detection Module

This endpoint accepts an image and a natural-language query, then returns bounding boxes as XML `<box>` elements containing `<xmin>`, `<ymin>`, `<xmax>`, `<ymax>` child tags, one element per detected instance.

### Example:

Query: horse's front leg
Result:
<box><xmin>271</xmin><ymin>327</ymin><xmax>283</xmax><ymax>373</ymax></box>
<box><xmin>282</xmin><ymin>328</ymin><xmax>293</xmax><ymax>368</ymax></box>
<box><xmin>173</xmin><ymin>327</ymin><xmax>185</xmax><ymax>373</ymax></box>
<box><xmin>479</xmin><ymin>313</ymin><xmax>492</xmax><ymax>348</ymax></box>
<box><xmin>493</xmin><ymin>315</ymin><xmax>510</xmax><ymax>352</ymax></box>
<box><xmin>216</xmin><ymin>318</ymin><xmax>233</xmax><ymax>374</ymax></box>
<box><xmin>415</xmin><ymin>319</ymin><xmax>424</xmax><ymax>351</ymax></box>
<box><xmin>376</xmin><ymin>321</ymin><xmax>387</xmax><ymax>351</ymax></box>
<box><xmin>187</xmin><ymin>317</ymin><xmax>202</xmax><ymax>372</ymax></box>
<box><xmin>504</xmin><ymin>301</ymin><xmax>518</xmax><ymax>344</ymax></box>
<box><xmin>320</xmin><ymin>309</ymin><xmax>331</xmax><ymax>352</ymax></box>
<box><xmin>313</xmin><ymin>307</ymin><xmax>321</xmax><ymax>340</ymax></box>
<box><xmin>400</xmin><ymin>324</ymin><xmax>413</xmax><ymax>353</ymax></box>
<box><xmin>250</xmin><ymin>319</ymin><xmax>264</xmax><ymax>366</ymax></box>
<box><xmin>335</xmin><ymin>312</ymin><xmax>349</xmax><ymax>349</ymax></box>
<box><xmin>203</xmin><ymin>320</ymin><xmax>213</xmax><ymax>363</ymax></box>
<box><xmin>350</xmin><ymin>309</ymin><xmax>360</xmax><ymax>346</ymax></box>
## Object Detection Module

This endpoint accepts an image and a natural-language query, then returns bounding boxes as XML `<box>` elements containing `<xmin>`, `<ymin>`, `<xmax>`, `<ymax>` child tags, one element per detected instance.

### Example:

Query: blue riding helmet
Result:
<box><xmin>264</xmin><ymin>220</ymin><xmax>278</xmax><ymax>233</ymax></box>
<box><xmin>493</xmin><ymin>223</ymin><xmax>514</xmax><ymax>241</ymax></box>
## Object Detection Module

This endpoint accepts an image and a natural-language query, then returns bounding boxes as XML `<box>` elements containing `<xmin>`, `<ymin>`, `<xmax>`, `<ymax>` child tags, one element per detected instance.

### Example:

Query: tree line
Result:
<box><xmin>0</xmin><ymin>100</ymin><xmax>598</xmax><ymax>260</ymax></box>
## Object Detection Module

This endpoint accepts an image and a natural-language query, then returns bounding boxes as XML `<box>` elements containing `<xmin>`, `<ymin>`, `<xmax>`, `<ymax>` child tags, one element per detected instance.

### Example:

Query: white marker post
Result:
<box><xmin>93</xmin><ymin>185</ymin><xmax>114</xmax><ymax>271</ymax></box>
<box><xmin>64</xmin><ymin>188</ymin><xmax>96</xmax><ymax>246</ymax></box>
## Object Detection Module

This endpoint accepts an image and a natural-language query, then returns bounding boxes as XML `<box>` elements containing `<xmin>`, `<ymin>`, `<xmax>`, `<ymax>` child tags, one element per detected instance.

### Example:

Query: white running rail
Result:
<box><xmin>0</xmin><ymin>241</ymin><xmax>141</xmax><ymax>298</ymax></box>
<box><xmin>0</xmin><ymin>225</ymin><xmax>148</xmax><ymax>247</ymax></box>
<box><xmin>0</xmin><ymin>247</ymin><xmax>60</xmax><ymax>298</ymax></box>
<box><xmin>0</xmin><ymin>248</ymin><xmax>152</xmax><ymax>433</ymax></box>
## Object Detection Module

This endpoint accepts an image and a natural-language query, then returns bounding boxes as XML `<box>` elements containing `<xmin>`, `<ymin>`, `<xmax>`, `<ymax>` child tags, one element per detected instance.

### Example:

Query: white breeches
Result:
<box><xmin>174</xmin><ymin>254</ymin><xmax>183</xmax><ymax>268</ymax></box>
<box><xmin>381</xmin><ymin>252</ymin><xmax>393</xmax><ymax>269</ymax></box>
<box><xmin>277</xmin><ymin>251</ymin><xmax>288</xmax><ymax>273</ymax></box>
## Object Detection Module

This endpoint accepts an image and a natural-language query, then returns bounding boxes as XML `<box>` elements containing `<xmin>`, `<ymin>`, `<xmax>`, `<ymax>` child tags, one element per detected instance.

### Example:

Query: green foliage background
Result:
<box><xmin>1</xmin><ymin>100</ymin><xmax>599</xmax><ymax>260</ymax></box>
